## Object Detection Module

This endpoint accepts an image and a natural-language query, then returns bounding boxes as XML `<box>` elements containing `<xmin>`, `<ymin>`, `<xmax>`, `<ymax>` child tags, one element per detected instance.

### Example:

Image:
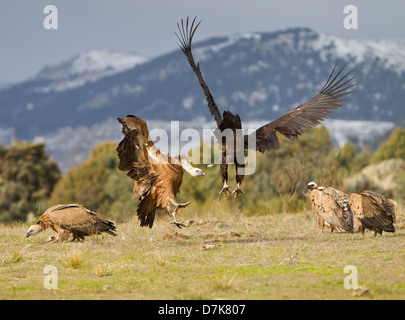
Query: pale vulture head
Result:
<box><xmin>180</xmin><ymin>157</ymin><xmax>205</xmax><ymax>177</ymax></box>
<box><xmin>25</xmin><ymin>224</ymin><xmax>43</xmax><ymax>238</ymax></box>
<box><xmin>306</xmin><ymin>181</ymin><xmax>319</xmax><ymax>191</ymax></box>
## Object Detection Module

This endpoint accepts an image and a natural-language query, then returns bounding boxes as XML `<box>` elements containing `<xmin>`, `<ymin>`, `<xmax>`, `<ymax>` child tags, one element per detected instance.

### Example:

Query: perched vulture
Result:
<box><xmin>306</xmin><ymin>182</ymin><xmax>354</xmax><ymax>233</ymax></box>
<box><xmin>176</xmin><ymin>17</ymin><xmax>358</xmax><ymax>197</ymax></box>
<box><xmin>25</xmin><ymin>204</ymin><xmax>117</xmax><ymax>242</ymax></box>
<box><xmin>116</xmin><ymin>115</ymin><xmax>205</xmax><ymax>228</ymax></box>
<box><xmin>349</xmin><ymin>190</ymin><xmax>396</xmax><ymax>236</ymax></box>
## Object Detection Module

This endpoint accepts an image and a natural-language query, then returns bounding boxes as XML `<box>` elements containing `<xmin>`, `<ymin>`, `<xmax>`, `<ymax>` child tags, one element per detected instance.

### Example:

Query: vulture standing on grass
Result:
<box><xmin>306</xmin><ymin>182</ymin><xmax>354</xmax><ymax>233</ymax></box>
<box><xmin>116</xmin><ymin>115</ymin><xmax>205</xmax><ymax>228</ymax></box>
<box><xmin>349</xmin><ymin>190</ymin><xmax>396</xmax><ymax>236</ymax></box>
<box><xmin>176</xmin><ymin>17</ymin><xmax>358</xmax><ymax>198</ymax></box>
<box><xmin>25</xmin><ymin>204</ymin><xmax>117</xmax><ymax>243</ymax></box>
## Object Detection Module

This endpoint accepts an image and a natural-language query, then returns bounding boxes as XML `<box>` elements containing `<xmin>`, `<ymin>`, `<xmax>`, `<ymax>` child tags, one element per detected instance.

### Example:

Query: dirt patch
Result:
<box><xmin>163</xmin><ymin>232</ymin><xmax>191</xmax><ymax>241</ymax></box>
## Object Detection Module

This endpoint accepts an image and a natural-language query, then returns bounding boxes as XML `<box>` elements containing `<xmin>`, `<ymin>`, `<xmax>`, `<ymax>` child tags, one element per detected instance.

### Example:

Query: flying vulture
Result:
<box><xmin>306</xmin><ymin>182</ymin><xmax>354</xmax><ymax>233</ymax></box>
<box><xmin>349</xmin><ymin>190</ymin><xmax>396</xmax><ymax>236</ymax></box>
<box><xmin>116</xmin><ymin>115</ymin><xmax>205</xmax><ymax>228</ymax></box>
<box><xmin>175</xmin><ymin>17</ymin><xmax>358</xmax><ymax>197</ymax></box>
<box><xmin>25</xmin><ymin>204</ymin><xmax>117</xmax><ymax>242</ymax></box>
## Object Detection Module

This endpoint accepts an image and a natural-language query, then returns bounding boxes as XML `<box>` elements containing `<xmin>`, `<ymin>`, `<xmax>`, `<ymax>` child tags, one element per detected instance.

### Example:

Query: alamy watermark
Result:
<box><xmin>43</xmin><ymin>5</ymin><xmax>58</xmax><ymax>30</ymax></box>
<box><xmin>343</xmin><ymin>265</ymin><xmax>359</xmax><ymax>289</ymax></box>
<box><xmin>43</xmin><ymin>265</ymin><xmax>58</xmax><ymax>289</ymax></box>
<box><xmin>343</xmin><ymin>5</ymin><xmax>358</xmax><ymax>30</ymax></box>
<box><xmin>148</xmin><ymin>121</ymin><xmax>257</xmax><ymax>175</ymax></box>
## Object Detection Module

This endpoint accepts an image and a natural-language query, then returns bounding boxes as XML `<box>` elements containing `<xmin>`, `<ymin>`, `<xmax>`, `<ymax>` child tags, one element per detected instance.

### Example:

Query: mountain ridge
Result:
<box><xmin>0</xmin><ymin>27</ymin><xmax>403</xmax><ymax>170</ymax></box>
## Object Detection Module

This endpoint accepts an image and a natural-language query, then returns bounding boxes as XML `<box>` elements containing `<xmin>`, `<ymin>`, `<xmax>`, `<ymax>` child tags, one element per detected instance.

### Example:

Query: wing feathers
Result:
<box><xmin>116</xmin><ymin>116</ymin><xmax>157</xmax><ymax>199</ymax></box>
<box><xmin>44</xmin><ymin>204</ymin><xmax>117</xmax><ymax>237</ymax></box>
<box><xmin>175</xmin><ymin>17</ymin><xmax>223</xmax><ymax>127</ymax></box>
<box><xmin>117</xmin><ymin>115</ymin><xmax>186</xmax><ymax>228</ymax></box>
<box><xmin>247</xmin><ymin>65</ymin><xmax>357</xmax><ymax>152</ymax></box>
<box><xmin>310</xmin><ymin>187</ymin><xmax>353</xmax><ymax>233</ymax></box>
<box><xmin>349</xmin><ymin>191</ymin><xmax>396</xmax><ymax>233</ymax></box>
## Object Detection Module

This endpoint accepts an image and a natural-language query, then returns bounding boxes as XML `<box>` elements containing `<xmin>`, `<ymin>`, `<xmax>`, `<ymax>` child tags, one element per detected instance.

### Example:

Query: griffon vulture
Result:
<box><xmin>116</xmin><ymin>115</ymin><xmax>205</xmax><ymax>228</ymax></box>
<box><xmin>176</xmin><ymin>17</ymin><xmax>358</xmax><ymax>197</ymax></box>
<box><xmin>306</xmin><ymin>182</ymin><xmax>354</xmax><ymax>233</ymax></box>
<box><xmin>349</xmin><ymin>190</ymin><xmax>396</xmax><ymax>236</ymax></box>
<box><xmin>25</xmin><ymin>204</ymin><xmax>117</xmax><ymax>242</ymax></box>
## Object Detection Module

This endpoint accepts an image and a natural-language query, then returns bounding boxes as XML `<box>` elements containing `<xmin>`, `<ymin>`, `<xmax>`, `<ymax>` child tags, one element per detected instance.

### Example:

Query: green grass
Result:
<box><xmin>0</xmin><ymin>208</ymin><xmax>404</xmax><ymax>300</ymax></box>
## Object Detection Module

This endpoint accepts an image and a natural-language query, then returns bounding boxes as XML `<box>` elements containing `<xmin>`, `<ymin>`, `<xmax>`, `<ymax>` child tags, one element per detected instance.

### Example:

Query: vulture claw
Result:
<box><xmin>232</xmin><ymin>187</ymin><xmax>246</xmax><ymax>198</ymax></box>
<box><xmin>178</xmin><ymin>201</ymin><xmax>191</xmax><ymax>208</ymax></box>
<box><xmin>170</xmin><ymin>221</ymin><xmax>186</xmax><ymax>229</ymax></box>
<box><xmin>170</xmin><ymin>220</ymin><xmax>192</xmax><ymax>229</ymax></box>
<box><xmin>219</xmin><ymin>184</ymin><xmax>230</xmax><ymax>196</ymax></box>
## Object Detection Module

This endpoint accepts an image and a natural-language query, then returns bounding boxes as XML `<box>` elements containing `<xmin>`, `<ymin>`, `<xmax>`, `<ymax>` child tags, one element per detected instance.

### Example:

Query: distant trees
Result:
<box><xmin>0</xmin><ymin>140</ymin><xmax>60</xmax><ymax>222</ymax></box>
<box><xmin>49</xmin><ymin>141</ymin><xmax>134</xmax><ymax>221</ymax></box>
<box><xmin>371</xmin><ymin>127</ymin><xmax>405</xmax><ymax>164</ymax></box>
<box><xmin>1</xmin><ymin>126</ymin><xmax>403</xmax><ymax>223</ymax></box>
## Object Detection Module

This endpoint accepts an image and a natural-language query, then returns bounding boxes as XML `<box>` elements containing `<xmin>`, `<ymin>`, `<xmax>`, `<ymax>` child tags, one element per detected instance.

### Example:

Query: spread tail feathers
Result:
<box><xmin>137</xmin><ymin>193</ymin><xmax>158</xmax><ymax>228</ymax></box>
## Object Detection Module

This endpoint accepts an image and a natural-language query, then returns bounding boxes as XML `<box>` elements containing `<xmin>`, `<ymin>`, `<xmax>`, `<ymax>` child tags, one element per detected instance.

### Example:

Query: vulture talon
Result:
<box><xmin>178</xmin><ymin>201</ymin><xmax>191</xmax><ymax>208</ymax></box>
<box><xmin>232</xmin><ymin>187</ymin><xmax>246</xmax><ymax>198</ymax></box>
<box><xmin>219</xmin><ymin>183</ymin><xmax>230</xmax><ymax>196</ymax></box>
<box><xmin>170</xmin><ymin>221</ymin><xmax>187</xmax><ymax>229</ymax></box>
<box><xmin>219</xmin><ymin>186</ymin><xmax>231</xmax><ymax>201</ymax></box>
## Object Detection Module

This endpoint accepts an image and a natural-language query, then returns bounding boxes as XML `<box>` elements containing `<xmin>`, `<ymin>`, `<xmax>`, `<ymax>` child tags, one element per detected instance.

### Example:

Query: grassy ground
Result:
<box><xmin>0</xmin><ymin>206</ymin><xmax>404</xmax><ymax>300</ymax></box>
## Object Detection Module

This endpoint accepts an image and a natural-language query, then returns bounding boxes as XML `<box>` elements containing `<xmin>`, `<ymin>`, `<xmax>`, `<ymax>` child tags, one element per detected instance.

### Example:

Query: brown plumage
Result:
<box><xmin>25</xmin><ymin>204</ymin><xmax>117</xmax><ymax>242</ymax></box>
<box><xmin>349</xmin><ymin>190</ymin><xmax>396</xmax><ymax>236</ymax></box>
<box><xmin>176</xmin><ymin>17</ymin><xmax>358</xmax><ymax>197</ymax></box>
<box><xmin>306</xmin><ymin>182</ymin><xmax>354</xmax><ymax>233</ymax></box>
<box><xmin>116</xmin><ymin>115</ymin><xmax>205</xmax><ymax>228</ymax></box>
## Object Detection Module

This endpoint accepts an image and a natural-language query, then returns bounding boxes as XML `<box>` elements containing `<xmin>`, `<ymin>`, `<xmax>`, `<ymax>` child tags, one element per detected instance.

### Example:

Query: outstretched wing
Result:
<box><xmin>116</xmin><ymin>115</ymin><xmax>185</xmax><ymax>228</ymax></box>
<box><xmin>349</xmin><ymin>191</ymin><xmax>396</xmax><ymax>232</ymax></box>
<box><xmin>116</xmin><ymin>115</ymin><xmax>158</xmax><ymax>199</ymax></box>
<box><xmin>245</xmin><ymin>65</ymin><xmax>358</xmax><ymax>152</ymax></box>
<box><xmin>310</xmin><ymin>187</ymin><xmax>353</xmax><ymax>233</ymax></box>
<box><xmin>175</xmin><ymin>16</ymin><xmax>223</xmax><ymax>127</ymax></box>
<box><xmin>46</xmin><ymin>204</ymin><xmax>117</xmax><ymax>235</ymax></box>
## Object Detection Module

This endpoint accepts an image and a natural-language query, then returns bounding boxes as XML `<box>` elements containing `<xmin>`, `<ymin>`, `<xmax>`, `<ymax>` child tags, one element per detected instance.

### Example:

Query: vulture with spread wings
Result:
<box><xmin>116</xmin><ymin>115</ymin><xmax>205</xmax><ymax>228</ymax></box>
<box><xmin>306</xmin><ymin>182</ymin><xmax>354</xmax><ymax>233</ymax></box>
<box><xmin>176</xmin><ymin>17</ymin><xmax>358</xmax><ymax>197</ymax></box>
<box><xmin>349</xmin><ymin>190</ymin><xmax>396</xmax><ymax>236</ymax></box>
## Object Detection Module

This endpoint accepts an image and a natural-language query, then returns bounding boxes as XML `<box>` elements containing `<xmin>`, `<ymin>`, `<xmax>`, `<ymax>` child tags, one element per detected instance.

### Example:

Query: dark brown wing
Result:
<box><xmin>116</xmin><ymin>115</ymin><xmax>157</xmax><ymax>199</ymax></box>
<box><xmin>310</xmin><ymin>187</ymin><xmax>353</xmax><ymax>233</ymax></box>
<box><xmin>116</xmin><ymin>115</ymin><xmax>186</xmax><ymax>228</ymax></box>
<box><xmin>46</xmin><ymin>204</ymin><xmax>117</xmax><ymax>236</ymax></box>
<box><xmin>245</xmin><ymin>65</ymin><xmax>358</xmax><ymax>152</ymax></box>
<box><xmin>175</xmin><ymin>16</ymin><xmax>223</xmax><ymax>127</ymax></box>
<box><xmin>349</xmin><ymin>191</ymin><xmax>396</xmax><ymax>232</ymax></box>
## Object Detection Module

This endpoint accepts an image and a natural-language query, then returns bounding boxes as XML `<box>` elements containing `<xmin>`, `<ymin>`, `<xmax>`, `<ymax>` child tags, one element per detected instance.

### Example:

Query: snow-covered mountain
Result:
<box><xmin>33</xmin><ymin>49</ymin><xmax>148</xmax><ymax>93</ymax></box>
<box><xmin>0</xmin><ymin>27</ymin><xmax>404</xmax><ymax>170</ymax></box>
